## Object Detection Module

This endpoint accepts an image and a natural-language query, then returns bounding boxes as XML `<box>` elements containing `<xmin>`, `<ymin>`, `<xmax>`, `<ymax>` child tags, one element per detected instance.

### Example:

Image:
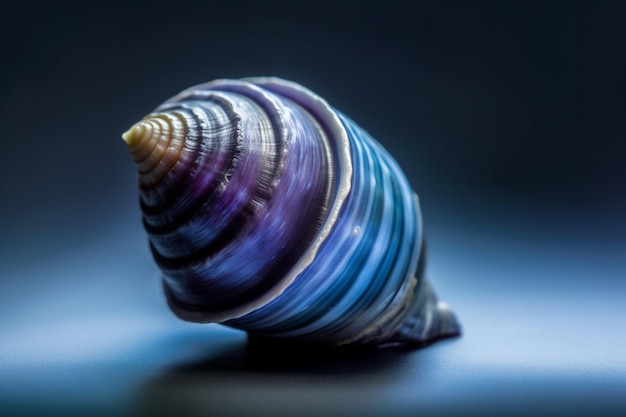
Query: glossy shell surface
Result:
<box><xmin>123</xmin><ymin>77</ymin><xmax>460</xmax><ymax>346</ymax></box>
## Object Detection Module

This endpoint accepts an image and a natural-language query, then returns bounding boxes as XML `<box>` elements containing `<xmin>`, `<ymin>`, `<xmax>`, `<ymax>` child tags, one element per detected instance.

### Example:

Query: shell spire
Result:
<box><xmin>122</xmin><ymin>113</ymin><xmax>188</xmax><ymax>187</ymax></box>
<box><xmin>123</xmin><ymin>77</ymin><xmax>461</xmax><ymax>348</ymax></box>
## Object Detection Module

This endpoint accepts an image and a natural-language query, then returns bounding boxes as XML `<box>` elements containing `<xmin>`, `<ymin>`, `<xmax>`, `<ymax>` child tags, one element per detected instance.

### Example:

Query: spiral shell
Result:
<box><xmin>122</xmin><ymin>77</ymin><xmax>460</xmax><ymax>347</ymax></box>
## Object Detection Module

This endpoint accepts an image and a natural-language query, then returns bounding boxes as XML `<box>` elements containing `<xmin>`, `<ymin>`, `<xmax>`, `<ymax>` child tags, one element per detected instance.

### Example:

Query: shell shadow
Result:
<box><xmin>247</xmin><ymin>332</ymin><xmax>462</xmax><ymax>372</ymax></box>
<box><xmin>132</xmin><ymin>331</ymin><xmax>458</xmax><ymax>417</ymax></box>
<box><xmin>184</xmin><ymin>333</ymin><xmax>446</xmax><ymax>374</ymax></box>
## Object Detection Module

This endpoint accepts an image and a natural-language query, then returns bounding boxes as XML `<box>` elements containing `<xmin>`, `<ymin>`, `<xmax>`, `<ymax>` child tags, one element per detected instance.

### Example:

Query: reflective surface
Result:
<box><xmin>1</xmin><ymin>201</ymin><xmax>625</xmax><ymax>416</ymax></box>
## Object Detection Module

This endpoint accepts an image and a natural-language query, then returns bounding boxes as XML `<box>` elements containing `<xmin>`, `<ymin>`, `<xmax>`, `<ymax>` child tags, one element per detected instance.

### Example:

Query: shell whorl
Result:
<box><xmin>123</xmin><ymin>77</ymin><xmax>460</xmax><ymax>347</ymax></box>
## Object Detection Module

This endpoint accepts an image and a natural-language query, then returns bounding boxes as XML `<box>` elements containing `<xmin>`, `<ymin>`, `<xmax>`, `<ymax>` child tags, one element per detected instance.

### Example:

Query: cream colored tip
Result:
<box><xmin>122</xmin><ymin>123</ymin><xmax>143</xmax><ymax>147</ymax></box>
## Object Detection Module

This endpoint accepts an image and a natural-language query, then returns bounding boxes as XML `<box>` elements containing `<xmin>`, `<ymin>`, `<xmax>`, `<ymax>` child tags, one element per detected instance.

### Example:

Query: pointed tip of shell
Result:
<box><xmin>122</xmin><ymin>124</ymin><xmax>140</xmax><ymax>146</ymax></box>
<box><xmin>122</xmin><ymin>121</ymin><xmax>151</xmax><ymax>149</ymax></box>
<box><xmin>122</xmin><ymin>113</ymin><xmax>188</xmax><ymax>187</ymax></box>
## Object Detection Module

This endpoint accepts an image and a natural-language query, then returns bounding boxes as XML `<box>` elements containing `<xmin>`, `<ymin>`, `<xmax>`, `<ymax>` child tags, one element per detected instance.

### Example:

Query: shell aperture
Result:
<box><xmin>123</xmin><ymin>77</ymin><xmax>461</xmax><ymax>347</ymax></box>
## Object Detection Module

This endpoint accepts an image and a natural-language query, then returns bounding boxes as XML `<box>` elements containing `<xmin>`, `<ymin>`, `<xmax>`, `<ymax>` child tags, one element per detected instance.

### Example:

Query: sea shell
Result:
<box><xmin>122</xmin><ymin>77</ymin><xmax>460</xmax><ymax>347</ymax></box>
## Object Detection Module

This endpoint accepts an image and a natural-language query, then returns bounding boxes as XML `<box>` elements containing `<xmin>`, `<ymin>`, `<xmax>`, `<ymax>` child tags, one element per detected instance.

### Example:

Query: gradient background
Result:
<box><xmin>1</xmin><ymin>1</ymin><xmax>625</xmax><ymax>416</ymax></box>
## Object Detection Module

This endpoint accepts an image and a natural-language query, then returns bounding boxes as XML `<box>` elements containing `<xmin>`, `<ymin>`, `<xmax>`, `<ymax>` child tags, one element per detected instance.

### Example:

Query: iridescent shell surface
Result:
<box><xmin>123</xmin><ymin>77</ymin><xmax>460</xmax><ymax>347</ymax></box>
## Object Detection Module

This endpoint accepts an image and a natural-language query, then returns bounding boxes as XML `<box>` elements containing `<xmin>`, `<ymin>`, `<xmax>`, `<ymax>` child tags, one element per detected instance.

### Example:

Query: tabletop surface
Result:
<box><xmin>2</xmin><ymin>199</ymin><xmax>624</xmax><ymax>417</ymax></box>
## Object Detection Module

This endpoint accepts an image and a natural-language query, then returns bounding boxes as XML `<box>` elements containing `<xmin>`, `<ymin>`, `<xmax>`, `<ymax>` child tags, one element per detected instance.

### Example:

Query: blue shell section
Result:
<box><xmin>227</xmin><ymin>108</ymin><xmax>422</xmax><ymax>345</ymax></box>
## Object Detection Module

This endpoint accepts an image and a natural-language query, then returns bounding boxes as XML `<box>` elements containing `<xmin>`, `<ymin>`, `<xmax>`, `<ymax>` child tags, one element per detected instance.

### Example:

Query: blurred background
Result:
<box><xmin>1</xmin><ymin>1</ymin><xmax>625</xmax><ymax>416</ymax></box>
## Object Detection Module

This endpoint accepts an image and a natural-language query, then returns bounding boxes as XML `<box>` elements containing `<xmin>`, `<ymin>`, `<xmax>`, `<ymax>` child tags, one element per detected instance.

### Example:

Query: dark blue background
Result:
<box><xmin>1</xmin><ymin>1</ymin><xmax>625</xmax><ymax>416</ymax></box>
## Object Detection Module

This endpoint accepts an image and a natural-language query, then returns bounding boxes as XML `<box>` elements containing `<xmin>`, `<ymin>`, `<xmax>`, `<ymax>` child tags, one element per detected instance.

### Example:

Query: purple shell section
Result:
<box><xmin>141</xmin><ymin>80</ymin><xmax>335</xmax><ymax>316</ymax></box>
